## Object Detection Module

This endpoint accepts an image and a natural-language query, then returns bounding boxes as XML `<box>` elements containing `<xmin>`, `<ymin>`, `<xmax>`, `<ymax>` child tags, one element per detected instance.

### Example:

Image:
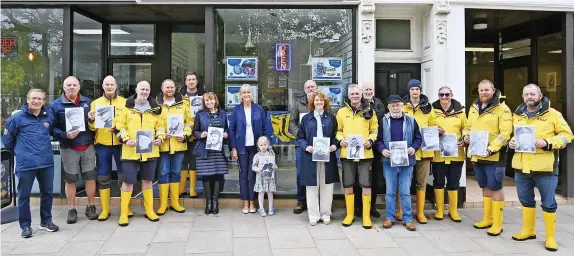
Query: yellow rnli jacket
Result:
<box><xmin>463</xmin><ymin>91</ymin><xmax>513</xmax><ymax>162</ymax></box>
<box><xmin>178</xmin><ymin>86</ymin><xmax>204</xmax><ymax>142</ymax></box>
<box><xmin>156</xmin><ymin>93</ymin><xmax>193</xmax><ymax>154</ymax></box>
<box><xmin>511</xmin><ymin>97</ymin><xmax>573</xmax><ymax>174</ymax></box>
<box><xmin>429</xmin><ymin>99</ymin><xmax>467</xmax><ymax>164</ymax></box>
<box><xmin>336</xmin><ymin>100</ymin><xmax>378</xmax><ymax>159</ymax></box>
<box><xmin>403</xmin><ymin>94</ymin><xmax>436</xmax><ymax>160</ymax></box>
<box><xmin>116</xmin><ymin>95</ymin><xmax>166</xmax><ymax>161</ymax></box>
<box><xmin>88</xmin><ymin>94</ymin><xmax>126</xmax><ymax>146</ymax></box>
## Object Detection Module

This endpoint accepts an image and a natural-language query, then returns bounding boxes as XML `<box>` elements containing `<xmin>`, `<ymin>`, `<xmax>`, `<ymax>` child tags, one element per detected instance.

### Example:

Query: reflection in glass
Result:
<box><xmin>73</xmin><ymin>13</ymin><xmax>102</xmax><ymax>100</ymax></box>
<box><xmin>112</xmin><ymin>63</ymin><xmax>152</xmax><ymax>98</ymax></box>
<box><xmin>376</xmin><ymin>19</ymin><xmax>411</xmax><ymax>50</ymax></box>
<box><xmin>464</xmin><ymin>44</ymin><xmax>494</xmax><ymax>109</ymax></box>
<box><xmin>1</xmin><ymin>8</ymin><xmax>64</xmax><ymax>127</ymax></box>
<box><xmin>110</xmin><ymin>24</ymin><xmax>154</xmax><ymax>56</ymax></box>
<box><xmin>171</xmin><ymin>25</ymin><xmax>205</xmax><ymax>88</ymax></box>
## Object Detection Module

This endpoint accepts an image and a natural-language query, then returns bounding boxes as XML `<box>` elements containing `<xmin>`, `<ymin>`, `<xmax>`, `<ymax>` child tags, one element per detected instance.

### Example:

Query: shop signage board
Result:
<box><xmin>274</xmin><ymin>43</ymin><xmax>291</xmax><ymax>72</ymax></box>
<box><xmin>226</xmin><ymin>57</ymin><xmax>258</xmax><ymax>81</ymax></box>
<box><xmin>1</xmin><ymin>36</ymin><xmax>17</xmax><ymax>58</ymax></box>
<box><xmin>318</xmin><ymin>85</ymin><xmax>343</xmax><ymax>107</ymax></box>
<box><xmin>311</xmin><ymin>57</ymin><xmax>343</xmax><ymax>81</ymax></box>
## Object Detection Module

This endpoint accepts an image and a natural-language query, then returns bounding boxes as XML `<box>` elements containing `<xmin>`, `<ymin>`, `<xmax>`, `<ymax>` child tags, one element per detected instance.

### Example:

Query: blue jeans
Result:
<box><xmin>515</xmin><ymin>172</ymin><xmax>558</xmax><ymax>213</ymax></box>
<box><xmin>383</xmin><ymin>162</ymin><xmax>413</xmax><ymax>223</ymax></box>
<box><xmin>238</xmin><ymin>146</ymin><xmax>257</xmax><ymax>201</ymax></box>
<box><xmin>95</xmin><ymin>144</ymin><xmax>122</xmax><ymax>189</ymax></box>
<box><xmin>158</xmin><ymin>152</ymin><xmax>185</xmax><ymax>184</ymax></box>
<box><xmin>474</xmin><ymin>162</ymin><xmax>504</xmax><ymax>191</ymax></box>
<box><xmin>16</xmin><ymin>167</ymin><xmax>54</xmax><ymax>229</ymax></box>
<box><xmin>296</xmin><ymin>146</ymin><xmax>306</xmax><ymax>204</ymax></box>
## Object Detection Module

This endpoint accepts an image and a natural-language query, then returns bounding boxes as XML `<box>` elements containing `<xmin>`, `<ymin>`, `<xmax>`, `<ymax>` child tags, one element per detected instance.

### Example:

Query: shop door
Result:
<box><xmin>107</xmin><ymin>60</ymin><xmax>153</xmax><ymax>98</ymax></box>
<box><xmin>374</xmin><ymin>63</ymin><xmax>421</xmax><ymax>104</ymax></box>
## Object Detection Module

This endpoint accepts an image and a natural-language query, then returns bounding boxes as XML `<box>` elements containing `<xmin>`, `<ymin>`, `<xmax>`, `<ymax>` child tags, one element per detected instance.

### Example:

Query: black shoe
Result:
<box><xmin>354</xmin><ymin>208</ymin><xmax>362</xmax><ymax>217</ymax></box>
<box><xmin>212</xmin><ymin>199</ymin><xmax>220</xmax><ymax>215</ymax></box>
<box><xmin>205</xmin><ymin>200</ymin><xmax>213</xmax><ymax>214</ymax></box>
<box><xmin>371</xmin><ymin>209</ymin><xmax>381</xmax><ymax>218</ymax></box>
<box><xmin>67</xmin><ymin>209</ymin><xmax>78</xmax><ymax>224</ymax></box>
<box><xmin>293</xmin><ymin>203</ymin><xmax>305</xmax><ymax>214</ymax></box>
<box><xmin>85</xmin><ymin>205</ymin><xmax>98</xmax><ymax>220</ymax></box>
<box><xmin>21</xmin><ymin>227</ymin><xmax>33</xmax><ymax>238</ymax></box>
<box><xmin>39</xmin><ymin>222</ymin><xmax>59</xmax><ymax>232</ymax></box>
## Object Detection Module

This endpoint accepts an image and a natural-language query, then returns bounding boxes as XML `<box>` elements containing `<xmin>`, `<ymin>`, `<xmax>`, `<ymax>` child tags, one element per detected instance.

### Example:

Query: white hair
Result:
<box><xmin>347</xmin><ymin>84</ymin><xmax>362</xmax><ymax>97</ymax></box>
<box><xmin>523</xmin><ymin>83</ymin><xmax>542</xmax><ymax>95</ymax></box>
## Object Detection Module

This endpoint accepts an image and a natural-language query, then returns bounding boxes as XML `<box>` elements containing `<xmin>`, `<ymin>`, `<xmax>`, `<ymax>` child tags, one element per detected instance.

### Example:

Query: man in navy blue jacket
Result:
<box><xmin>2</xmin><ymin>89</ymin><xmax>59</xmax><ymax>238</ymax></box>
<box><xmin>375</xmin><ymin>94</ymin><xmax>422</xmax><ymax>232</ymax></box>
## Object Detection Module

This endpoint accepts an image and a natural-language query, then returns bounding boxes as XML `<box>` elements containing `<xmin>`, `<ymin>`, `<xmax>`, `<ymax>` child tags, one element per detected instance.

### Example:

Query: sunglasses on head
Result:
<box><xmin>438</xmin><ymin>93</ymin><xmax>451</xmax><ymax>97</ymax></box>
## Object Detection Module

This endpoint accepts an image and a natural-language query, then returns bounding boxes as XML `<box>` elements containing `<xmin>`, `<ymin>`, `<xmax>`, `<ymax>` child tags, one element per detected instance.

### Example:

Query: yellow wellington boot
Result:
<box><xmin>342</xmin><ymin>194</ymin><xmax>355</xmax><ymax>227</ymax></box>
<box><xmin>169</xmin><ymin>183</ymin><xmax>186</xmax><ymax>213</ymax></box>
<box><xmin>98</xmin><ymin>188</ymin><xmax>111</xmax><ymax>221</ymax></box>
<box><xmin>487</xmin><ymin>200</ymin><xmax>504</xmax><ymax>236</ymax></box>
<box><xmin>396</xmin><ymin>190</ymin><xmax>403</xmax><ymax>221</ymax></box>
<box><xmin>128</xmin><ymin>207</ymin><xmax>134</xmax><ymax>218</ymax></box>
<box><xmin>362</xmin><ymin>195</ymin><xmax>372</xmax><ymax>229</ymax></box>
<box><xmin>416</xmin><ymin>190</ymin><xmax>428</xmax><ymax>224</ymax></box>
<box><xmin>157</xmin><ymin>184</ymin><xmax>169</xmax><ymax>216</ymax></box>
<box><xmin>189</xmin><ymin>170</ymin><xmax>198</xmax><ymax>198</ymax></box>
<box><xmin>434</xmin><ymin>189</ymin><xmax>444</xmax><ymax>220</ymax></box>
<box><xmin>447</xmin><ymin>190</ymin><xmax>461</xmax><ymax>222</ymax></box>
<box><xmin>179</xmin><ymin>170</ymin><xmax>188</xmax><ymax>195</ymax></box>
<box><xmin>143</xmin><ymin>189</ymin><xmax>159</xmax><ymax>222</ymax></box>
<box><xmin>474</xmin><ymin>197</ymin><xmax>493</xmax><ymax>229</ymax></box>
<box><xmin>543</xmin><ymin>211</ymin><xmax>558</xmax><ymax>251</ymax></box>
<box><xmin>512</xmin><ymin>207</ymin><xmax>536</xmax><ymax>241</ymax></box>
<box><xmin>118</xmin><ymin>191</ymin><xmax>132</xmax><ymax>227</ymax></box>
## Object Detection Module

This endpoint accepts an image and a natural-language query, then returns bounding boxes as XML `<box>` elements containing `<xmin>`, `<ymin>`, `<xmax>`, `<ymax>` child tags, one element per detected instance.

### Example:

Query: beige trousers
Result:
<box><xmin>306</xmin><ymin>162</ymin><xmax>334</xmax><ymax>222</ymax></box>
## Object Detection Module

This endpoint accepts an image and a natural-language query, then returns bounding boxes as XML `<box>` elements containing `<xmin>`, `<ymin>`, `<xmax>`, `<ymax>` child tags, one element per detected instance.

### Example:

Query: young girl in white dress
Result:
<box><xmin>252</xmin><ymin>136</ymin><xmax>277</xmax><ymax>217</ymax></box>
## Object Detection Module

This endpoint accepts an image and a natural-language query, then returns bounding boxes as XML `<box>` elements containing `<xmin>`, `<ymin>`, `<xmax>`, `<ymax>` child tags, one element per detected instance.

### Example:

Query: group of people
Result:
<box><xmin>3</xmin><ymin>75</ymin><xmax>573</xmax><ymax>252</ymax></box>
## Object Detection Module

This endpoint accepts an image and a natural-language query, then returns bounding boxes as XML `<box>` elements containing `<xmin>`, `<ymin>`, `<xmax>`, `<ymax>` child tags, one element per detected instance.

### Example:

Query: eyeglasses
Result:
<box><xmin>438</xmin><ymin>93</ymin><xmax>451</xmax><ymax>98</ymax></box>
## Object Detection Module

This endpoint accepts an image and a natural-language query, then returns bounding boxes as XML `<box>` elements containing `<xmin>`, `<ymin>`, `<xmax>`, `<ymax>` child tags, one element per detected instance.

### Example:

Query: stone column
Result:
<box><xmin>429</xmin><ymin>0</ymin><xmax>451</xmax><ymax>102</ymax></box>
<box><xmin>357</xmin><ymin>0</ymin><xmax>375</xmax><ymax>85</ymax></box>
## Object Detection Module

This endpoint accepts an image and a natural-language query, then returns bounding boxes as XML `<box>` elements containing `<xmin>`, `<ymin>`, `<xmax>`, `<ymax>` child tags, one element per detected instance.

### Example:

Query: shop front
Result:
<box><xmin>0</xmin><ymin>1</ymin><xmax>359</xmax><ymax>198</ymax></box>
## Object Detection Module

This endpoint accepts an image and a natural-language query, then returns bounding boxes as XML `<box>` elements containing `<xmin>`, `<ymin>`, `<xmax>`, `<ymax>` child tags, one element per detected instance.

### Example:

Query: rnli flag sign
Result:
<box><xmin>274</xmin><ymin>43</ymin><xmax>291</xmax><ymax>72</ymax></box>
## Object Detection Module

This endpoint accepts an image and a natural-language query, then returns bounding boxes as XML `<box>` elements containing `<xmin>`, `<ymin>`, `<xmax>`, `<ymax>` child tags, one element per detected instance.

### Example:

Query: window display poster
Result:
<box><xmin>311</xmin><ymin>57</ymin><xmax>343</xmax><ymax>81</ymax></box>
<box><xmin>225</xmin><ymin>85</ymin><xmax>258</xmax><ymax>107</ymax></box>
<box><xmin>226</xmin><ymin>57</ymin><xmax>258</xmax><ymax>81</ymax></box>
<box><xmin>318</xmin><ymin>86</ymin><xmax>343</xmax><ymax>107</ymax></box>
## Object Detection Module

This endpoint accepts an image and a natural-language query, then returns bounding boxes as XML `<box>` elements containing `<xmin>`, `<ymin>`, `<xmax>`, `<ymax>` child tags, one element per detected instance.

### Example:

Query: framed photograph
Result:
<box><xmin>390</xmin><ymin>141</ymin><xmax>409</xmax><ymax>167</ymax></box>
<box><xmin>440</xmin><ymin>134</ymin><xmax>458</xmax><ymax>157</ymax></box>
<box><xmin>166</xmin><ymin>114</ymin><xmax>184</xmax><ymax>137</ymax></box>
<box><xmin>515</xmin><ymin>125</ymin><xmax>536</xmax><ymax>153</ymax></box>
<box><xmin>95</xmin><ymin>105</ymin><xmax>114</xmax><ymax>129</ymax></box>
<box><xmin>546</xmin><ymin>72</ymin><xmax>557</xmax><ymax>92</ymax></box>
<box><xmin>190</xmin><ymin>96</ymin><xmax>203</xmax><ymax>118</ymax></box>
<box><xmin>225</xmin><ymin>85</ymin><xmax>258</xmax><ymax>107</ymax></box>
<box><xmin>65</xmin><ymin>107</ymin><xmax>86</xmax><ymax>132</ymax></box>
<box><xmin>312</xmin><ymin>137</ymin><xmax>330</xmax><ymax>162</ymax></box>
<box><xmin>206</xmin><ymin>127</ymin><xmax>224</xmax><ymax>151</ymax></box>
<box><xmin>311</xmin><ymin>57</ymin><xmax>343</xmax><ymax>81</ymax></box>
<box><xmin>346</xmin><ymin>135</ymin><xmax>364</xmax><ymax>160</ymax></box>
<box><xmin>318</xmin><ymin>86</ymin><xmax>343</xmax><ymax>106</ymax></box>
<box><xmin>470</xmin><ymin>130</ymin><xmax>489</xmax><ymax>156</ymax></box>
<box><xmin>225</xmin><ymin>57</ymin><xmax>258</xmax><ymax>81</ymax></box>
<box><xmin>136</xmin><ymin>130</ymin><xmax>153</xmax><ymax>154</ymax></box>
<box><xmin>421</xmin><ymin>126</ymin><xmax>440</xmax><ymax>151</ymax></box>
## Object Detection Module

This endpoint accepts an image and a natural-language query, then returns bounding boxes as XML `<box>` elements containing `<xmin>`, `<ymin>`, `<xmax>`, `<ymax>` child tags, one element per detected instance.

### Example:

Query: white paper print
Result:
<box><xmin>422</xmin><ymin>126</ymin><xmax>440</xmax><ymax>151</ymax></box>
<box><xmin>318</xmin><ymin>86</ymin><xmax>343</xmax><ymax>106</ymax></box>
<box><xmin>167</xmin><ymin>114</ymin><xmax>184</xmax><ymax>137</ymax></box>
<box><xmin>515</xmin><ymin>125</ymin><xmax>536</xmax><ymax>153</ymax></box>
<box><xmin>470</xmin><ymin>130</ymin><xmax>489</xmax><ymax>156</ymax></box>
<box><xmin>65</xmin><ymin>107</ymin><xmax>86</xmax><ymax>132</ymax></box>
<box><xmin>225</xmin><ymin>57</ymin><xmax>258</xmax><ymax>81</ymax></box>
<box><xmin>299</xmin><ymin>113</ymin><xmax>308</xmax><ymax>123</ymax></box>
<box><xmin>206</xmin><ymin>127</ymin><xmax>224</xmax><ymax>151</ymax></box>
<box><xmin>95</xmin><ymin>105</ymin><xmax>114</xmax><ymax>129</ymax></box>
<box><xmin>440</xmin><ymin>134</ymin><xmax>459</xmax><ymax>157</ymax></box>
<box><xmin>347</xmin><ymin>135</ymin><xmax>364</xmax><ymax>160</ymax></box>
<box><xmin>390</xmin><ymin>141</ymin><xmax>409</xmax><ymax>167</ymax></box>
<box><xmin>136</xmin><ymin>130</ymin><xmax>153</xmax><ymax>154</ymax></box>
<box><xmin>225</xmin><ymin>85</ymin><xmax>258</xmax><ymax>107</ymax></box>
<box><xmin>312</xmin><ymin>137</ymin><xmax>330</xmax><ymax>162</ymax></box>
<box><xmin>311</xmin><ymin>57</ymin><xmax>343</xmax><ymax>81</ymax></box>
<box><xmin>190</xmin><ymin>96</ymin><xmax>203</xmax><ymax>118</ymax></box>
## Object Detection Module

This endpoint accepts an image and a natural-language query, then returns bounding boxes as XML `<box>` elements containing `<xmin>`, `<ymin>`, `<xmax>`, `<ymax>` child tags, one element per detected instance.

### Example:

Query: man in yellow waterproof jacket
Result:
<box><xmin>336</xmin><ymin>84</ymin><xmax>378</xmax><ymax>229</ymax></box>
<box><xmin>400</xmin><ymin>79</ymin><xmax>435</xmax><ymax>224</ymax></box>
<box><xmin>115</xmin><ymin>81</ymin><xmax>165</xmax><ymax>227</ymax></box>
<box><xmin>88</xmin><ymin>75</ymin><xmax>129</xmax><ymax>221</ymax></box>
<box><xmin>463</xmin><ymin>79</ymin><xmax>512</xmax><ymax>237</ymax></box>
<box><xmin>156</xmin><ymin>79</ymin><xmax>193</xmax><ymax>215</ymax></box>
<box><xmin>508</xmin><ymin>84</ymin><xmax>573</xmax><ymax>252</ymax></box>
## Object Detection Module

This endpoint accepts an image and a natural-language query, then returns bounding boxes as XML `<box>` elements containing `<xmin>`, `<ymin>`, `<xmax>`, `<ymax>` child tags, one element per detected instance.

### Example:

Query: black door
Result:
<box><xmin>374</xmin><ymin>63</ymin><xmax>421</xmax><ymax>104</ymax></box>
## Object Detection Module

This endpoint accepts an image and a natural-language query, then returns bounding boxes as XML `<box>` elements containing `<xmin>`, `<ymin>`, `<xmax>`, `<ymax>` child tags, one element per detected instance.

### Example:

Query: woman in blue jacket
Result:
<box><xmin>297</xmin><ymin>92</ymin><xmax>339</xmax><ymax>226</ymax></box>
<box><xmin>229</xmin><ymin>84</ymin><xmax>273</xmax><ymax>213</ymax></box>
<box><xmin>193</xmin><ymin>92</ymin><xmax>229</xmax><ymax>215</ymax></box>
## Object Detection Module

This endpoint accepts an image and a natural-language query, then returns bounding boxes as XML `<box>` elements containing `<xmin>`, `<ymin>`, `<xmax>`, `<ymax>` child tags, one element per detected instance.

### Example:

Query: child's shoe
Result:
<box><xmin>258</xmin><ymin>208</ymin><xmax>267</xmax><ymax>217</ymax></box>
<box><xmin>268</xmin><ymin>208</ymin><xmax>276</xmax><ymax>216</ymax></box>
